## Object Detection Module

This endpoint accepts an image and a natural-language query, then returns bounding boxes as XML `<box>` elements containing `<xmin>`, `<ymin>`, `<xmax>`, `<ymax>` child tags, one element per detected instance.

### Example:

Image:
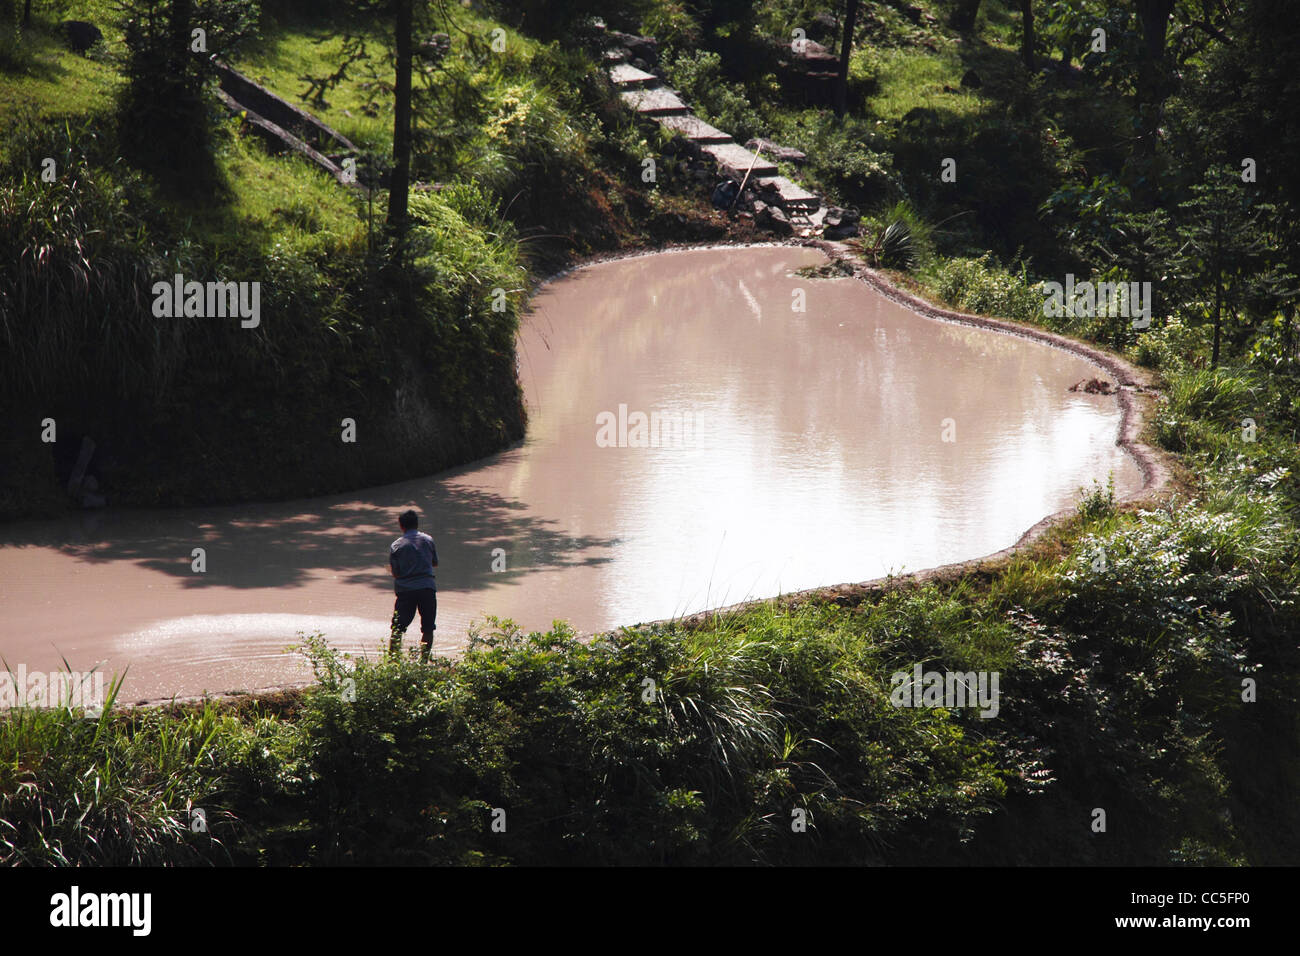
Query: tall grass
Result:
<box><xmin>0</xmin><ymin>672</ymin><xmax>221</xmax><ymax>865</ymax></box>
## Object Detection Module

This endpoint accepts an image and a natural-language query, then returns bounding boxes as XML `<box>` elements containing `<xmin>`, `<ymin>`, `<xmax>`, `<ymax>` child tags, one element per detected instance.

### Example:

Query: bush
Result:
<box><xmin>664</xmin><ymin>48</ymin><xmax>756</xmax><ymax>141</ymax></box>
<box><xmin>930</xmin><ymin>254</ymin><xmax>1044</xmax><ymax>325</ymax></box>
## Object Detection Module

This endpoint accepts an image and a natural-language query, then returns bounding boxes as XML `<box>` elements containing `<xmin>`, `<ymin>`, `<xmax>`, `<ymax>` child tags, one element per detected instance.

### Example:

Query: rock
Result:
<box><xmin>763</xmin><ymin>205</ymin><xmax>793</xmax><ymax>236</ymax></box>
<box><xmin>823</xmin><ymin>222</ymin><xmax>860</xmax><ymax>240</ymax></box>
<box><xmin>745</xmin><ymin>137</ymin><xmax>807</xmax><ymax>165</ymax></box>
<box><xmin>824</xmin><ymin>206</ymin><xmax>861</xmax><ymax>227</ymax></box>
<box><xmin>711</xmin><ymin>179</ymin><xmax>740</xmax><ymax>210</ymax></box>
<box><xmin>960</xmin><ymin>68</ymin><xmax>982</xmax><ymax>89</ymax></box>
<box><xmin>809</xmin><ymin>11</ymin><xmax>840</xmax><ymax>43</ymax></box>
<box><xmin>62</xmin><ymin>20</ymin><xmax>103</xmax><ymax>54</ymax></box>
<box><xmin>607</xmin><ymin>30</ymin><xmax>658</xmax><ymax>66</ymax></box>
<box><xmin>1069</xmin><ymin>378</ymin><xmax>1117</xmax><ymax>395</ymax></box>
<box><xmin>794</xmin><ymin>38</ymin><xmax>831</xmax><ymax>58</ymax></box>
<box><xmin>752</xmin><ymin>200</ymin><xmax>769</xmax><ymax>218</ymax></box>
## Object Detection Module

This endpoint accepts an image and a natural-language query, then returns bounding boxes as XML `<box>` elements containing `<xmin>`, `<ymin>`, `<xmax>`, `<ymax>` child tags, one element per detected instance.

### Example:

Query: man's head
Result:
<box><xmin>399</xmin><ymin>509</ymin><xmax>419</xmax><ymax>531</ymax></box>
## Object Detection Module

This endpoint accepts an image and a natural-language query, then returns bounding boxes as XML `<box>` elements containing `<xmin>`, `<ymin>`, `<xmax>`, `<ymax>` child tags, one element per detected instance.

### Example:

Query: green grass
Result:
<box><xmin>0</xmin><ymin>31</ymin><xmax>119</xmax><ymax>156</ymax></box>
<box><xmin>858</xmin><ymin>45</ymin><xmax>985</xmax><ymax>124</ymax></box>
<box><xmin>202</xmin><ymin>120</ymin><xmax>363</xmax><ymax>252</ymax></box>
<box><xmin>233</xmin><ymin>14</ymin><xmax>394</xmax><ymax>152</ymax></box>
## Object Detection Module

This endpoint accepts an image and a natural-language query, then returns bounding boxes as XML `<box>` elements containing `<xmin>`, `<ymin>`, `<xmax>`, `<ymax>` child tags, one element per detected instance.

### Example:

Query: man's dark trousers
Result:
<box><xmin>393</xmin><ymin>588</ymin><xmax>437</xmax><ymax>648</ymax></box>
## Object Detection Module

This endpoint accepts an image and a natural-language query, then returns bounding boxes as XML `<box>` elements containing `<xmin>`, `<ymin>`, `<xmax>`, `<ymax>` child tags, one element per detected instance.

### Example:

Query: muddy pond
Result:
<box><xmin>0</xmin><ymin>245</ymin><xmax>1142</xmax><ymax>703</ymax></box>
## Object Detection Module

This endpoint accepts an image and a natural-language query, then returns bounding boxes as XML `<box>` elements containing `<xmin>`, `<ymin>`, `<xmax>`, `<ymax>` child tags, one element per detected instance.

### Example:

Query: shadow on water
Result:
<box><xmin>0</xmin><ymin>445</ymin><xmax>620</xmax><ymax>594</ymax></box>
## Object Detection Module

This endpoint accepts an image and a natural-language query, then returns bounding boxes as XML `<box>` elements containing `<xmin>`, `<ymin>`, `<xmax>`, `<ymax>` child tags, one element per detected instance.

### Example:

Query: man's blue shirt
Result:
<box><xmin>390</xmin><ymin>530</ymin><xmax>437</xmax><ymax>592</ymax></box>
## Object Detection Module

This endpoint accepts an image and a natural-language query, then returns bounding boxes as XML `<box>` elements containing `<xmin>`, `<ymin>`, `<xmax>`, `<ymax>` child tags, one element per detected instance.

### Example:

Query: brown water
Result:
<box><xmin>0</xmin><ymin>246</ymin><xmax>1141</xmax><ymax>703</ymax></box>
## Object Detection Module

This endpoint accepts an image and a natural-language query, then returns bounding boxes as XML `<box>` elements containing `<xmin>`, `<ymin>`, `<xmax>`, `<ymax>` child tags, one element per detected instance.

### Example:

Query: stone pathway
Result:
<box><xmin>605</xmin><ymin>46</ymin><xmax>825</xmax><ymax>229</ymax></box>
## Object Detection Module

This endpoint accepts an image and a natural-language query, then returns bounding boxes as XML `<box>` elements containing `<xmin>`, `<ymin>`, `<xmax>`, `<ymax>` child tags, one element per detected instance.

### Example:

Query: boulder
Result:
<box><xmin>824</xmin><ymin>205</ymin><xmax>861</xmax><ymax>227</ymax></box>
<box><xmin>759</xmin><ymin>205</ymin><xmax>793</xmax><ymax>236</ymax></box>
<box><xmin>960</xmin><ymin>68</ymin><xmax>982</xmax><ymax>89</ymax></box>
<box><xmin>823</xmin><ymin>222</ymin><xmax>860</xmax><ymax>240</ymax></box>
<box><xmin>822</xmin><ymin>206</ymin><xmax>861</xmax><ymax>239</ymax></box>
<box><xmin>62</xmin><ymin>20</ymin><xmax>103</xmax><ymax>54</ymax></box>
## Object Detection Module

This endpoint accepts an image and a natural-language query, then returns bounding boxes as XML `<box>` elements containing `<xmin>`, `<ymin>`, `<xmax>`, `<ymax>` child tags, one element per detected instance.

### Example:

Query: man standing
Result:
<box><xmin>389</xmin><ymin>509</ymin><xmax>438</xmax><ymax>660</ymax></box>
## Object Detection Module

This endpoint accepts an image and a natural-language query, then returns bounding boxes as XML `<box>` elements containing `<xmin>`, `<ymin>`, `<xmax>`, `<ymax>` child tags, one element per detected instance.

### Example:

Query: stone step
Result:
<box><xmin>603</xmin><ymin>47</ymin><xmax>629</xmax><ymax>64</ymax></box>
<box><xmin>619</xmin><ymin>87</ymin><xmax>689</xmax><ymax>115</ymax></box>
<box><xmin>654</xmin><ymin>114</ymin><xmax>733</xmax><ymax>143</ymax></box>
<box><xmin>754</xmin><ymin>175</ymin><xmax>820</xmax><ymax>209</ymax></box>
<box><xmin>608</xmin><ymin>63</ymin><xmax>659</xmax><ymax>88</ymax></box>
<box><xmin>701</xmin><ymin>141</ymin><xmax>779</xmax><ymax>179</ymax></box>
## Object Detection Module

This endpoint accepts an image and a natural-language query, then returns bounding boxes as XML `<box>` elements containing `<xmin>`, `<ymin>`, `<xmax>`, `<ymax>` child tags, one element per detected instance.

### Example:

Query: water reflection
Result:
<box><xmin>0</xmin><ymin>246</ymin><xmax>1141</xmax><ymax>701</ymax></box>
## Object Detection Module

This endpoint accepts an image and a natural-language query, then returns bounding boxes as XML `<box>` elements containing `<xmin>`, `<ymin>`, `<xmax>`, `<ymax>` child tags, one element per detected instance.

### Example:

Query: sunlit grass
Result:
<box><xmin>860</xmin><ymin>45</ymin><xmax>986</xmax><ymax>124</ymax></box>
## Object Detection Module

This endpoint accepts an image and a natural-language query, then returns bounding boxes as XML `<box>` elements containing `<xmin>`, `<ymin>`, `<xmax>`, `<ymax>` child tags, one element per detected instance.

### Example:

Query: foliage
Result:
<box><xmin>929</xmin><ymin>253</ymin><xmax>1043</xmax><ymax>325</ymax></box>
<box><xmin>114</xmin><ymin>0</ymin><xmax>260</xmax><ymax>187</ymax></box>
<box><xmin>664</xmin><ymin>47</ymin><xmax>756</xmax><ymax>142</ymax></box>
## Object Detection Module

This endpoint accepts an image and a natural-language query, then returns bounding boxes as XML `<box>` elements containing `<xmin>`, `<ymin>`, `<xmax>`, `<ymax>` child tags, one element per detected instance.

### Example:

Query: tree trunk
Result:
<box><xmin>1019</xmin><ymin>0</ymin><xmax>1035</xmax><ymax>70</ymax></box>
<box><xmin>1135</xmin><ymin>0</ymin><xmax>1175</xmax><ymax>155</ymax></box>
<box><xmin>170</xmin><ymin>0</ymin><xmax>192</xmax><ymax>67</ymax></box>
<box><xmin>23</xmin><ymin>0</ymin><xmax>31</xmax><ymax>27</ymax></box>
<box><xmin>1211</xmin><ymin>217</ymin><xmax>1223</xmax><ymax>366</ymax></box>
<box><xmin>834</xmin><ymin>0</ymin><xmax>860</xmax><ymax>118</ymax></box>
<box><xmin>387</xmin><ymin>0</ymin><xmax>414</xmax><ymax>239</ymax></box>
<box><xmin>951</xmin><ymin>0</ymin><xmax>981</xmax><ymax>33</ymax></box>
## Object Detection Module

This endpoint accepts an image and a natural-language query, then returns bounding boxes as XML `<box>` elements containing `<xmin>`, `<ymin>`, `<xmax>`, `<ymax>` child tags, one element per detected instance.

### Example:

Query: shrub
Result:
<box><xmin>930</xmin><ymin>254</ymin><xmax>1043</xmax><ymax>325</ymax></box>
<box><xmin>664</xmin><ymin>48</ymin><xmax>756</xmax><ymax>142</ymax></box>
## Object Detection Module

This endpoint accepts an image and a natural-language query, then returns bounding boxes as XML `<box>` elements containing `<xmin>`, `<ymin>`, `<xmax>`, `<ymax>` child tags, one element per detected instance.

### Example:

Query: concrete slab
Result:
<box><xmin>755</xmin><ymin>175</ymin><xmax>820</xmax><ymax>209</ymax></box>
<box><xmin>702</xmin><ymin>142</ymin><xmax>778</xmax><ymax>178</ymax></box>
<box><xmin>654</xmin><ymin>114</ymin><xmax>732</xmax><ymax>143</ymax></box>
<box><xmin>609</xmin><ymin>63</ymin><xmax>658</xmax><ymax>88</ymax></box>
<box><xmin>619</xmin><ymin>87</ymin><xmax>689</xmax><ymax>115</ymax></box>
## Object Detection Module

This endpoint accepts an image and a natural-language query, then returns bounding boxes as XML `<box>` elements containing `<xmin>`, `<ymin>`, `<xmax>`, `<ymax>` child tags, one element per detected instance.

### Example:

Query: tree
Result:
<box><xmin>1019</xmin><ymin>0</ymin><xmax>1035</xmax><ymax>69</ymax></box>
<box><xmin>1181</xmin><ymin>0</ymin><xmax>1300</xmax><ymax>278</ymax></box>
<box><xmin>834</xmin><ymin>0</ymin><xmax>859</xmax><ymax>118</ymax></box>
<box><xmin>114</xmin><ymin>0</ymin><xmax>258</xmax><ymax>188</ymax></box>
<box><xmin>298</xmin><ymin>1</ymin><xmax>452</xmax><ymax>247</ymax></box>
<box><xmin>1167</xmin><ymin>171</ymin><xmax>1288</xmax><ymax>366</ymax></box>
<box><xmin>1133</xmin><ymin>0</ymin><xmax>1174</xmax><ymax>160</ymax></box>
<box><xmin>951</xmin><ymin>0</ymin><xmax>981</xmax><ymax>33</ymax></box>
<box><xmin>387</xmin><ymin>0</ymin><xmax>414</xmax><ymax>239</ymax></box>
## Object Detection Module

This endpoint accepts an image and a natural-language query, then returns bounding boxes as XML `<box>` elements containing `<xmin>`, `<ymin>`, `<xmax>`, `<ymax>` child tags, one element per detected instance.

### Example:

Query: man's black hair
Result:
<box><xmin>399</xmin><ymin>509</ymin><xmax>418</xmax><ymax>530</ymax></box>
